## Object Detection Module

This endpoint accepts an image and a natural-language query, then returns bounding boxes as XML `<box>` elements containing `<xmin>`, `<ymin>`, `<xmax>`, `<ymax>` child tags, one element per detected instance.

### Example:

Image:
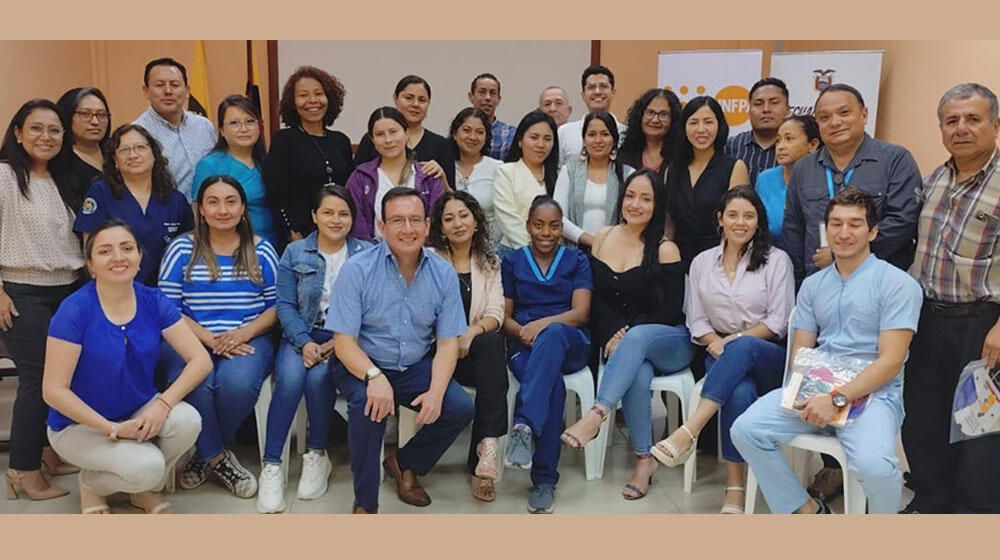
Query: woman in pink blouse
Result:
<box><xmin>650</xmin><ymin>185</ymin><xmax>794</xmax><ymax>514</ymax></box>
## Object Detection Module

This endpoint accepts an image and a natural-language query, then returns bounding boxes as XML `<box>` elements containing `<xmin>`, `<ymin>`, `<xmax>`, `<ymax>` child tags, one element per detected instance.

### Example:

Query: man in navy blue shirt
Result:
<box><xmin>328</xmin><ymin>187</ymin><xmax>474</xmax><ymax>514</ymax></box>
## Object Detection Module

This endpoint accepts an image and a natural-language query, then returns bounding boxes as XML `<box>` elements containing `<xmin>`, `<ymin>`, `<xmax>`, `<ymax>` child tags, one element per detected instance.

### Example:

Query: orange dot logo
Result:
<box><xmin>715</xmin><ymin>85</ymin><xmax>751</xmax><ymax>127</ymax></box>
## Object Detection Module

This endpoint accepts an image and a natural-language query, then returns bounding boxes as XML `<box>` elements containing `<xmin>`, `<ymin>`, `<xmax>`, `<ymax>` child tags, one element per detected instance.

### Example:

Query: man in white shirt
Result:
<box><xmin>134</xmin><ymin>57</ymin><xmax>217</xmax><ymax>201</ymax></box>
<box><xmin>557</xmin><ymin>65</ymin><xmax>626</xmax><ymax>168</ymax></box>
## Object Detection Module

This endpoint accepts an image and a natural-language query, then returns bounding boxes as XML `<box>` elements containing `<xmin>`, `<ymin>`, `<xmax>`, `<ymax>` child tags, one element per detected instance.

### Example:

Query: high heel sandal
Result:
<box><xmin>5</xmin><ymin>468</ymin><xmax>70</xmax><ymax>501</ymax></box>
<box><xmin>650</xmin><ymin>425</ymin><xmax>697</xmax><ymax>468</ymax></box>
<box><xmin>41</xmin><ymin>447</ymin><xmax>80</xmax><ymax>476</ymax></box>
<box><xmin>622</xmin><ymin>454</ymin><xmax>659</xmax><ymax>501</ymax></box>
<box><xmin>79</xmin><ymin>483</ymin><xmax>111</xmax><ymax>514</ymax></box>
<box><xmin>560</xmin><ymin>405</ymin><xmax>608</xmax><ymax>450</ymax></box>
<box><xmin>474</xmin><ymin>438</ymin><xmax>499</xmax><ymax>481</ymax></box>
<box><xmin>720</xmin><ymin>486</ymin><xmax>746</xmax><ymax>515</ymax></box>
<box><xmin>129</xmin><ymin>491</ymin><xmax>173</xmax><ymax>514</ymax></box>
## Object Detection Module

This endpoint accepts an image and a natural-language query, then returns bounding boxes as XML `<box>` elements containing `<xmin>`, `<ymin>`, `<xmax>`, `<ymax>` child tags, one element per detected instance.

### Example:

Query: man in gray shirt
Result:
<box><xmin>784</xmin><ymin>83</ymin><xmax>922</xmax><ymax>283</ymax></box>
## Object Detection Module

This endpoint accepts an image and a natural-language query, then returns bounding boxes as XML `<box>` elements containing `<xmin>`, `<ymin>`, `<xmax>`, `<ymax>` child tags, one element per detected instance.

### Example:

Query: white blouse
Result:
<box><xmin>455</xmin><ymin>156</ymin><xmax>502</xmax><ymax>246</ymax></box>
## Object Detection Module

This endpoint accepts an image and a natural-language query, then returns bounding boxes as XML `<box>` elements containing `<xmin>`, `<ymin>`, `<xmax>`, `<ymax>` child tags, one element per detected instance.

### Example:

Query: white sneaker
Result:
<box><xmin>297</xmin><ymin>450</ymin><xmax>332</xmax><ymax>500</ymax></box>
<box><xmin>256</xmin><ymin>463</ymin><xmax>286</xmax><ymax>513</ymax></box>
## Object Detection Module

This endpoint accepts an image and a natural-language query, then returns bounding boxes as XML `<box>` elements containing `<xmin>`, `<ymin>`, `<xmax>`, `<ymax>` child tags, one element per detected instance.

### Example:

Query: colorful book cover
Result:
<box><xmin>781</xmin><ymin>347</ymin><xmax>871</xmax><ymax>427</ymax></box>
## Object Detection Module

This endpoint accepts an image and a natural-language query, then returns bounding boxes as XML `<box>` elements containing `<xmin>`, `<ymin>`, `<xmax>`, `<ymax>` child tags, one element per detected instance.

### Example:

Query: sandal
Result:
<box><xmin>650</xmin><ymin>425</ymin><xmax>697</xmax><ymax>468</ymax></box>
<box><xmin>622</xmin><ymin>454</ymin><xmax>659</xmax><ymax>501</ymax></box>
<box><xmin>42</xmin><ymin>447</ymin><xmax>80</xmax><ymax>477</ymax></box>
<box><xmin>470</xmin><ymin>475</ymin><xmax>496</xmax><ymax>502</ymax></box>
<box><xmin>720</xmin><ymin>486</ymin><xmax>745</xmax><ymax>514</ymax></box>
<box><xmin>474</xmin><ymin>438</ymin><xmax>499</xmax><ymax>481</ymax></box>
<box><xmin>129</xmin><ymin>491</ymin><xmax>173</xmax><ymax>514</ymax></box>
<box><xmin>560</xmin><ymin>405</ymin><xmax>608</xmax><ymax>450</ymax></box>
<box><xmin>79</xmin><ymin>483</ymin><xmax>111</xmax><ymax>514</ymax></box>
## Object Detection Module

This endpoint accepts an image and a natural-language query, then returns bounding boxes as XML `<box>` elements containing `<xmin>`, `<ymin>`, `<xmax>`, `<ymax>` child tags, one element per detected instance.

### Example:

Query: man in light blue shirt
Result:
<box><xmin>732</xmin><ymin>187</ymin><xmax>923</xmax><ymax>514</ymax></box>
<box><xmin>134</xmin><ymin>57</ymin><xmax>216</xmax><ymax>201</ymax></box>
<box><xmin>328</xmin><ymin>187</ymin><xmax>473</xmax><ymax>513</ymax></box>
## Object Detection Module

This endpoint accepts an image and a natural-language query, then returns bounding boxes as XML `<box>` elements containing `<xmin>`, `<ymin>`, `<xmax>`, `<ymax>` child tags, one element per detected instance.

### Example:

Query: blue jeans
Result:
<box><xmin>162</xmin><ymin>335</ymin><xmax>274</xmax><ymax>461</ymax></box>
<box><xmin>263</xmin><ymin>328</ymin><xmax>335</xmax><ymax>463</ymax></box>
<box><xmin>331</xmin><ymin>356</ymin><xmax>474</xmax><ymax>512</ymax></box>
<box><xmin>595</xmin><ymin>324</ymin><xmax>695</xmax><ymax>454</ymax></box>
<box><xmin>732</xmin><ymin>388</ymin><xmax>904</xmax><ymax>514</ymax></box>
<box><xmin>509</xmin><ymin>323</ymin><xmax>590</xmax><ymax>486</ymax></box>
<box><xmin>700</xmin><ymin>335</ymin><xmax>784</xmax><ymax>463</ymax></box>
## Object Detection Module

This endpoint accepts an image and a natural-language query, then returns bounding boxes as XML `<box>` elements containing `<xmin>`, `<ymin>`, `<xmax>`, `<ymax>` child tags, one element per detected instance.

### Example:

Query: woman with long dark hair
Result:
<box><xmin>56</xmin><ymin>87</ymin><xmax>112</xmax><ymax>190</ymax></box>
<box><xmin>74</xmin><ymin>124</ymin><xmax>192</xmax><ymax>286</ymax></box>
<box><xmin>666</xmin><ymin>96</ymin><xmax>749</xmax><ymax>264</ymax></box>
<box><xmin>450</xmin><ymin>107</ymin><xmax>502</xmax><ymax>248</ymax></box>
<box><xmin>652</xmin><ymin>186</ymin><xmax>794</xmax><ymax>515</ymax></box>
<box><xmin>428</xmin><ymin>190</ymin><xmax>507</xmax><ymax>502</ymax></box>
<box><xmin>618</xmin><ymin>88</ymin><xmax>682</xmax><ymax>176</ymax></box>
<box><xmin>1</xmin><ymin>99</ymin><xmax>85</xmax><ymax>501</ymax></box>
<box><xmin>493</xmin><ymin>110</ymin><xmax>560</xmax><ymax>255</ymax></box>
<box><xmin>194</xmin><ymin>95</ymin><xmax>277</xmax><ymax>246</ymax></box>
<box><xmin>552</xmin><ymin>111</ymin><xmax>631</xmax><ymax>248</ymax></box>
<box><xmin>158</xmin><ymin>175</ymin><xmax>279</xmax><ymax>500</ymax></box>
<box><xmin>346</xmin><ymin>106</ymin><xmax>445</xmax><ymax>242</ymax></box>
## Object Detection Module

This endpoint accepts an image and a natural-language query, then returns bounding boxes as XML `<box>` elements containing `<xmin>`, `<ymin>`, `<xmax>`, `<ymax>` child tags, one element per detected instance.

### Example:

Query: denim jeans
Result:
<box><xmin>263</xmin><ymin>328</ymin><xmax>335</xmax><ymax>463</ymax></box>
<box><xmin>700</xmin><ymin>335</ymin><xmax>785</xmax><ymax>463</ymax></box>
<box><xmin>162</xmin><ymin>334</ymin><xmax>274</xmax><ymax>461</ymax></box>
<box><xmin>508</xmin><ymin>323</ymin><xmax>590</xmax><ymax>486</ymax></box>
<box><xmin>732</xmin><ymin>388</ymin><xmax>904</xmax><ymax>514</ymax></box>
<box><xmin>594</xmin><ymin>324</ymin><xmax>695</xmax><ymax>455</ymax></box>
<box><xmin>331</xmin><ymin>356</ymin><xmax>474</xmax><ymax>512</ymax></box>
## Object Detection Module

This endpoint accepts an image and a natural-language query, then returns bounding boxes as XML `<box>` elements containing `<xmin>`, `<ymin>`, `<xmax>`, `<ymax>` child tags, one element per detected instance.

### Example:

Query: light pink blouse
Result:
<box><xmin>685</xmin><ymin>243</ymin><xmax>794</xmax><ymax>342</ymax></box>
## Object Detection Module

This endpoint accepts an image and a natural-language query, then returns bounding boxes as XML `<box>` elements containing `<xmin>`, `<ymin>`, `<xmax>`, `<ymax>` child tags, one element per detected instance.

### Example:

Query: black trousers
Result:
<box><xmin>1</xmin><ymin>281</ymin><xmax>78</xmax><ymax>470</ymax></box>
<box><xmin>902</xmin><ymin>301</ymin><xmax>1000</xmax><ymax>513</ymax></box>
<box><xmin>452</xmin><ymin>331</ymin><xmax>508</xmax><ymax>471</ymax></box>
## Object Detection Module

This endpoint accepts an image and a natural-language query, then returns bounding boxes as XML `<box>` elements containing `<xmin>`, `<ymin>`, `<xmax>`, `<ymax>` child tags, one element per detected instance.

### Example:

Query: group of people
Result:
<box><xmin>1</xmin><ymin>53</ymin><xmax>998</xmax><ymax>516</ymax></box>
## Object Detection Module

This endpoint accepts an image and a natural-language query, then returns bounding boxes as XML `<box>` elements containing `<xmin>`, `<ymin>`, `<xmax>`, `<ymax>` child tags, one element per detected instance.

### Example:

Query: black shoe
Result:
<box><xmin>898</xmin><ymin>501</ymin><xmax>920</xmax><ymax>514</ymax></box>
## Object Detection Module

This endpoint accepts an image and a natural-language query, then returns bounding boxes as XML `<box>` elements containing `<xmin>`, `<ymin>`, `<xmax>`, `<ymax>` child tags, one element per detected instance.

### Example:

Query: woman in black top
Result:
<box><xmin>56</xmin><ymin>87</ymin><xmax>111</xmax><ymax>193</ymax></box>
<box><xmin>665</xmin><ymin>96</ymin><xmax>748</xmax><ymax>264</ymax></box>
<box><xmin>561</xmin><ymin>169</ymin><xmax>693</xmax><ymax>501</ymax></box>
<box><xmin>265</xmin><ymin>66</ymin><xmax>354</xmax><ymax>244</ymax></box>
<box><xmin>618</xmin><ymin>88</ymin><xmax>681</xmax><ymax>177</ymax></box>
<box><xmin>353</xmin><ymin>75</ymin><xmax>454</xmax><ymax>190</ymax></box>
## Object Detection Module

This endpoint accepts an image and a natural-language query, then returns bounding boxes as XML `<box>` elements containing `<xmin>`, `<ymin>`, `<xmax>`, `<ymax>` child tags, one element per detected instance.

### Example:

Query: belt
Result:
<box><xmin>925</xmin><ymin>299</ymin><xmax>1000</xmax><ymax>317</ymax></box>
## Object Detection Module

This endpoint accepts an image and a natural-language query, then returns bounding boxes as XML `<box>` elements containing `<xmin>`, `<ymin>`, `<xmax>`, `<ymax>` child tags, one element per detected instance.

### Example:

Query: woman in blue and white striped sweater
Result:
<box><xmin>158</xmin><ymin>174</ymin><xmax>278</xmax><ymax>499</ymax></box>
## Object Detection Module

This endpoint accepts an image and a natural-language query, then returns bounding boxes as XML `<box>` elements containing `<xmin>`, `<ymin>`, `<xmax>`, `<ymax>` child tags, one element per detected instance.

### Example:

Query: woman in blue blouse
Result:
<box><xmin>75</xmin><ymin>124</ymin><xmax>193</xmax><ymax>285</ymax></box>
<box><xmin>43</xmin><ymin>220</ymin><xmax>210</xmax><ymax>514</ymax></box>
<box><xmin>753</xmin><ymin>115</ymin><xmax>822</xmax><ymax>249</ymax></box>
<box><xmin>256</xmin><ymin>184</ymin><xmax>370</xmax><ymax>514</ymax></box>
<box><xmin>193</xmin><ymin>95</ymin><xmax>277</xmax><ymax>247</ymax></box>
<box><xmin>501</xmin><ymin>196</ymin><xmax>592</xmax><ymax>514</ymax></box>
<box><xmin>158</xmin><ymin>175</ymin><xmax>279</xmax><ymax>500</ymax></box>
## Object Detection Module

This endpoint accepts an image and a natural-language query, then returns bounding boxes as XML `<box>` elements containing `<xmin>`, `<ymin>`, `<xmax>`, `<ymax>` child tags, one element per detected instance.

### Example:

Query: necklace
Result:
<box><xmin>300</xmin><ymin>126</ymin><xmax>334</xmax><ymax>184</ymax></box>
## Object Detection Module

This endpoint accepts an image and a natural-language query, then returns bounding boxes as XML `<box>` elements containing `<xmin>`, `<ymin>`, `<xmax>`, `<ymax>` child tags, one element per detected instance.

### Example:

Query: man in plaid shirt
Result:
<box><xmin>468</xmin><ymin>72</ymin><xmax>516</xmax><ymax>161</ymax></box>
<box><xmin>902</xmin><ymin>83</ymin><xmax>1000</xmax><ymax>514</ymax></box>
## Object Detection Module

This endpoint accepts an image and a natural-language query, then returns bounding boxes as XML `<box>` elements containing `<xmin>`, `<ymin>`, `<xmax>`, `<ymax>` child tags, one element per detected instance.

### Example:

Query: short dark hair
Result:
<box><xmin>394</xmin><ymin>75</ymin><xmax>432</xmax><ymax>99</ymax></box>
<box><xmin>824</xmin><ymin>186</ymin><xmax>877</xmax><ymax>229</ymax></box>
<box><xmin>816</xmin><ymin>83</ymin><xmax>865</xmax><ymax>108</ymax></box>
<box><xmin>749</xmin><ymin>77</ymin><xmax>789</xmax><ymax>101</ymax></box>
<box><xmin>143</xmin><ymin>57</ymin><xmax>188</xmax><ymax>86</ymax></box>
<box><xmin>84</xmin><ymin>218</ymin><xmax>139</xmax><ymax>260</ymax></box>
<box><xmin>581</xmin><ymin>65</ymin><xmax>615</xmax><ymax>90</ymax></box>
<box><xmin>470</xmin><ymin>73</ymin><xmax>501</xmax><ymax>95</ymax></box>
<box><xmin>213</xmin><ymin>94</ymin><xmax>267</xmax><ymax>168</ymax></box>
<box><xmin>279</xmin><ymin>65</ymin><xmax>346</xmax><ymax>127</ymax></box>
<box><xmin>381</xmin><ymin>186</ymin><xmax>427</xmax><ymax>221</ymax></box>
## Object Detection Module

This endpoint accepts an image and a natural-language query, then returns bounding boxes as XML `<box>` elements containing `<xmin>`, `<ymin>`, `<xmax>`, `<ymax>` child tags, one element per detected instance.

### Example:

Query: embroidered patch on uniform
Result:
<box><xmin>81</xmin><ymin>197</ymin><xmax>98</xmax><ymax>215</ymax></box>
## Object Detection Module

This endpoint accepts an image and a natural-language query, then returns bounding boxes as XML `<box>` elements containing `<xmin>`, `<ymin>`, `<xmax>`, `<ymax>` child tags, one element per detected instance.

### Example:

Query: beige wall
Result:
<box><xmin>0</xmin><ymin>40</ymin><xmax>270</xmax><ymax>140</ymax></box>
<box><xmin>602</xmin><ymin>40</ymin><xmax>1000</xmax><ymax>174</ymax></box>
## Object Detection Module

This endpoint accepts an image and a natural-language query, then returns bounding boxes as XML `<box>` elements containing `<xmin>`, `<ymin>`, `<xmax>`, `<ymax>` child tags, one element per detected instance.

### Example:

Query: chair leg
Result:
<box><xmin>745</xmin><ymin>468</ymin><xmax>759</xmax><ymax>513</ymax></box>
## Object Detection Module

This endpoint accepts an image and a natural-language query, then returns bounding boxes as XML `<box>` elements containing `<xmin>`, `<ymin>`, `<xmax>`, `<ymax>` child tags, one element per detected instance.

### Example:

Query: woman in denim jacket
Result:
<box><xmin>257</xmin><ymin>184</ymin><xmax>370</xmax><ymax>513</ymax></box>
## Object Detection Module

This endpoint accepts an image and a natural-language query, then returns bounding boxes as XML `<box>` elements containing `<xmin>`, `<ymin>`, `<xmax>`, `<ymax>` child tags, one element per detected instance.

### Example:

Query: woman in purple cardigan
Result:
<box><xmin>346</xmin><ymin>107</ymin><xmax>444</xmax><ymax>242</ymax></box>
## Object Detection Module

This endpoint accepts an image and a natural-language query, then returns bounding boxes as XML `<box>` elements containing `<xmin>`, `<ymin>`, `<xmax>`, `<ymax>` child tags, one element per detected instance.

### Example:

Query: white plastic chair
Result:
<box><xmin>254</xmin><ymin>372</ymin><xmax>308</xmax><ymax>486</ymax></box>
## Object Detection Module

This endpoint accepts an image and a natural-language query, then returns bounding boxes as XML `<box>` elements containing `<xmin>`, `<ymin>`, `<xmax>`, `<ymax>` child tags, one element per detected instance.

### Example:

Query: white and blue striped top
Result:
<box><xmin>158</xmin><ymin>234</ymin><xmax>279</xmax><ymax>333</ymax></box>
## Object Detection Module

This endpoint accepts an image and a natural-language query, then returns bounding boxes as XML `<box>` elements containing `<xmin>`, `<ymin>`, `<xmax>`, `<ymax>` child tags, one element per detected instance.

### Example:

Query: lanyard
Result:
<box><xmin>825</xmin><ymin>167</ymin><xmax>854</xmax><ymax>199</ymax></box>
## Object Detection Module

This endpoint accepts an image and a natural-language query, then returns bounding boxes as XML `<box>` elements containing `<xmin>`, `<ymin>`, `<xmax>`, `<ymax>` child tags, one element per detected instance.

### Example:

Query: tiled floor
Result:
<box><xmin>0</xmin><ymin>380</ymin><xmax>910</xmax><ymax>515</ymax></box>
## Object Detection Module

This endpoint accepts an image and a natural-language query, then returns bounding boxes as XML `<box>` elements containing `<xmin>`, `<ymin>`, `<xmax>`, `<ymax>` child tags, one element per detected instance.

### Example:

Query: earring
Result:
<box><xmin>717</xmin><ymin>225</ymin><xmax>724</xmax><ymax>236</ymax></box>
<box><xmin>579</xmin><ymin>147</ymin><xmax>588</xmax><ymax>162</ymax></box>
<box><xmin>610</xmin><ymin>148</ymin><xmax>617</xmax><ymax>161</ymax></box>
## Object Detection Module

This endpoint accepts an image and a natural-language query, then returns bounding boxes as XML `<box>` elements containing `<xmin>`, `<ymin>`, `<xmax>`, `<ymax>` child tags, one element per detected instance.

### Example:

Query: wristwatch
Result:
<box><xmin>830</xmin><ymin>389</ymin><xmax>848</xmax><ymax>408</ymax></box>
<box><xmin>364</xmin><ymin>366</ymin><xmax>383</xmax><ymax>382</ymax></box>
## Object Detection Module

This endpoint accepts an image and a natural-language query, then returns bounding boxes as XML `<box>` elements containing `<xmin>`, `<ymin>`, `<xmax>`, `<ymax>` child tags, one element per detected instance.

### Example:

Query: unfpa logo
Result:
<box><xmin>664</xmin><ymin>84</ymin><xmax>751</xmax><ymax>127</ymax></box>
<box><xmin>814</xmin><ymin>69</ymin><xmax>835</xmax><ymax>92</ymax></box>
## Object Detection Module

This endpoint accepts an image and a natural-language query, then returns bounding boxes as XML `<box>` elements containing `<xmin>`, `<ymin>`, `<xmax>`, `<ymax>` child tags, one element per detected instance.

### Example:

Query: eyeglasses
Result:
<box><xmin>385</xmin><ymin>216</ymin><xmax>427</xmax><ymax>228</ymax></box>
<box><xmin>23</xmin><ymin>124</ymin><xmax>64</xmax><ymax>138</ymax></box>
<box><xmin>115</xmin><ymin>143</ymin><xmax>151</xmax><ymax>157</ymax></box>
<box><xmin>74</xmin><ymin>110</ymin><xmax>110</xmax><ymax>122</ymax></box>
<box><xmin>584</xmin><ymin>82</ymin><xmax>612</xmax><ymax>92</ymax></box>
<box><xmin>224</xmin><ymin>118</ymin><xmax>258</xmax><ymax>130</ymax></box>
<box><xmin>643</xmin><ymin>109</ymin><xmax>671</xmax><ymax>122</ymax></box>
